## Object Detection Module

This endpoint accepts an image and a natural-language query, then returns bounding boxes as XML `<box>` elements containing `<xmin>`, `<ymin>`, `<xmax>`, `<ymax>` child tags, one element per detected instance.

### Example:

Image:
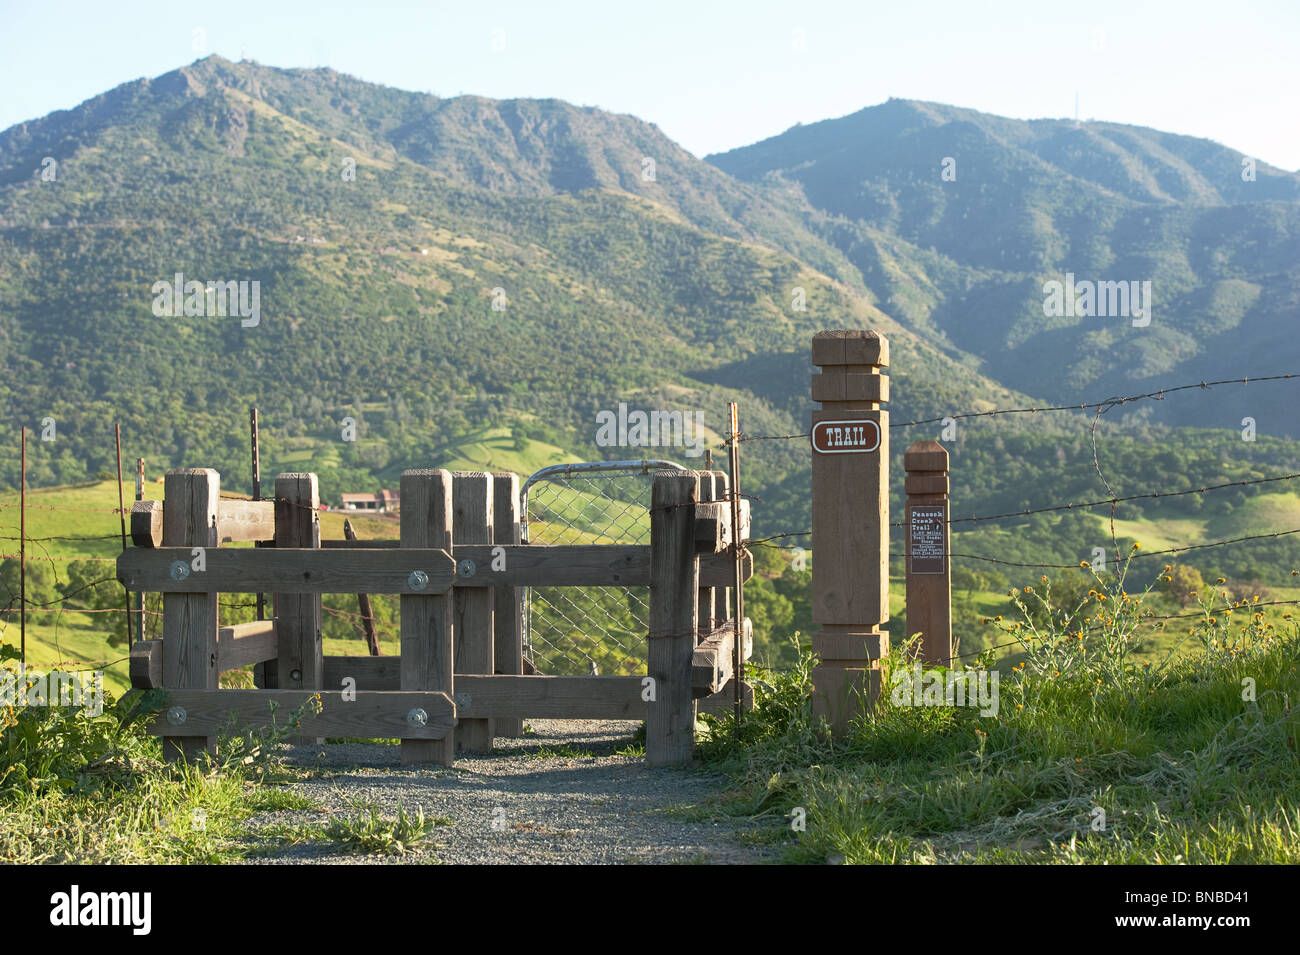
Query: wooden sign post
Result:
<box><xmin>904</xmin><ymin>441</ymin><xmax>952</xmax><ymax>665</ymax></box>
<box><xmin>810</xmin><ymin>330</ymin><xmax>889</xmax><ymax>735</ymax></box>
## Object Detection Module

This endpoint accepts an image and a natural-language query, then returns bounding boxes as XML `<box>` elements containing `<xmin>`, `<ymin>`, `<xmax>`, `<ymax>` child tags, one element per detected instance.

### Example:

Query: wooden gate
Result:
<box><xmin>119</xmin><ymin>467</ymin><xmax>751</xmax><ymax>766</ymax></box>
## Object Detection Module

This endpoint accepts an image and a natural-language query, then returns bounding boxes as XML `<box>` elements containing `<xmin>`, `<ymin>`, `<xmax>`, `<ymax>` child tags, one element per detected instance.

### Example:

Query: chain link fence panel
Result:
<box><xmin>521</xmin><ymin>461</ymin><xmax>686</xmax><ymax>676</ymax></box>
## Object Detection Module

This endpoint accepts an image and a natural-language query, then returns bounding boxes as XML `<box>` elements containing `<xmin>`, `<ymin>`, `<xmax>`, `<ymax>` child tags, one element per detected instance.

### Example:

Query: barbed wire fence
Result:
<box><xmin>728</xmin><ymin>372</ymin><xmax>1300</xmax><ymax>670</ymax></box>
<box><xmin>4</xmin><ymin>371</ymin><xmax>1300</xmax><ymax>682</ymax></box>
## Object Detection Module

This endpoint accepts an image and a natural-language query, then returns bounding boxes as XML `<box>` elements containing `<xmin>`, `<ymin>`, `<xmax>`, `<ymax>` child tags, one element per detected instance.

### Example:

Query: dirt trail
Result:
<box><xmin>238</xmin><ymin>719</ymin><xmax>776</xmax><ymax>864</ymax></box>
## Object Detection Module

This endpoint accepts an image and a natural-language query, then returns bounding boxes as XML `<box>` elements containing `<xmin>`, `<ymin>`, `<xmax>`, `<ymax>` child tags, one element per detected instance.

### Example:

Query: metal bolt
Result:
<box><xmin>408</xmin><ymin>569</ymin><xmax>429</xmax><ymax>591</ymax></box>
<box><xmin>406</xmin><ymin>707</ymin><xmax>428</xmax><ymax>728</ymax></box>
<box><xmin>290</xmin><ymin>668</ymin><xmax>302</xmax><ymax>682</ymax></box>
<box><xmin>169</xmin><ymin>560</ymin><xmax>191</xmax><ymax>581</ymax></box>
<box><xmin>165</xmin><ymin>705</ymin><xmax>187</xmax><ymax>726</ymax></box>
<box><xmin>457</xmin><ymin>559</ymin><xmax>477</xmax><ymax>578</ymax></box>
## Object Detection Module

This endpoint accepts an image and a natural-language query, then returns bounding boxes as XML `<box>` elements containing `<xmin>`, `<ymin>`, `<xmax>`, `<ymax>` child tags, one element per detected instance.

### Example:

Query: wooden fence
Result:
<box><xmin>118</xmin><ymin>468</ymin><xmax>752</xmax><ymax>766</ymax></box>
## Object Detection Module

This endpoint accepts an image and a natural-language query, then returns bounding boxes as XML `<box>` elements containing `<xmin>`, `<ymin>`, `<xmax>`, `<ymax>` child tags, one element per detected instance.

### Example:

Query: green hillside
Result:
<box><xmin>1</xmin><ymin>58</ymin><xmax>1298</xmax><ymax>596</ymax></box>
<box><xmin>0</xmin><ymin>57</ymin><xmax>1028</xmax><ymax>542</ymax></box>
<box><xmin>709</xmin><ymin>98</ymin><xmax>1300</xmax><ymax>434</ymax></box>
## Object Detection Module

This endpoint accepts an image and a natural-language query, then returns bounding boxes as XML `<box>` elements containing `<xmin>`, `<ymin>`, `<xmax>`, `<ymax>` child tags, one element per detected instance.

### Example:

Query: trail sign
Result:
<box><xmin>908</xmin><ymin>505</ymin><xmax>945</xmax><ymax>574</ymax></box>
<box><xmin>811</xmin><ymin>419</ymin><xmax>880</xmax><ymax>455</ymax></box>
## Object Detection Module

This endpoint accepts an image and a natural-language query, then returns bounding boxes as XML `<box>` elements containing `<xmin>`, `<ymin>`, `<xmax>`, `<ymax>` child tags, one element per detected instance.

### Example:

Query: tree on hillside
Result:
<box><xmin>1160</xmin><ymin>565</ymin><xmax>1206</xmax><ymax>607</ymax></box>
<box><xmin>0</xmin><ymin>559</ymin><xmax>59</xmax><ymax>618</ymax></box>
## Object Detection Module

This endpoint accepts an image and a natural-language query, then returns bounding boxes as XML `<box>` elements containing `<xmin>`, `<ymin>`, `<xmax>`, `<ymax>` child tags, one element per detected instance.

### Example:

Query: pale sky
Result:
<box><xmin>2</xmin><ymin>0</ymin><xmax>1297</xmax><ymax>169</ymax></box>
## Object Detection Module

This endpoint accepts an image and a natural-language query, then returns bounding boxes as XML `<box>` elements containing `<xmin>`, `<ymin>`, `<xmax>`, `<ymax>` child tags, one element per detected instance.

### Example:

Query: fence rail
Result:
<box><xmin>112</xmin><ymin>466</ymin><xmax>752</xmax><ymax>766</ymax></box>
<box><xmin>3</xmin><ymin>345</ymin><xmax>1298</xmax><ymax>742</ymax></box>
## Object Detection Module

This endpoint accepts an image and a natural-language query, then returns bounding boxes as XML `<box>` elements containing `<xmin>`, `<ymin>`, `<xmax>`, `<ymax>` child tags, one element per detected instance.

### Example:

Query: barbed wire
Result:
<box><xmin>733</xmin><ymin>373</ymin><xmax>1299</xmax><ymax>442</ymax></box>
<box><xmin>897</xmin><ymin>471</ymin><xmax>1300</xmax><ymax>528</ymax></box>
<box><xmin>0</xmin><ymin>534</ymin><xmax>120</xmax><ymax>542</ymax></box>
<box><xmin>751</xmin><ymin>526</ymin><xmax>1300</xmax><ymax>572</ymax></box>
<box><xmin>943</xmin><ymin>595</ymin><xmax>1300</xmax><ymax>663</ymax></box>
<box><xmin>0</xmin><ymin>502</ymin><xmax>125</xmax><ymax>513</ymax></box>
<box><xmin>0</xmin><ymin>554</ymin><xmax>117</xmax><ymax>562</ymax></box>
<box><xmin>5</xmin><ymin>370</ymin><xmax>1299</xmax><ymax>676</ymax></box>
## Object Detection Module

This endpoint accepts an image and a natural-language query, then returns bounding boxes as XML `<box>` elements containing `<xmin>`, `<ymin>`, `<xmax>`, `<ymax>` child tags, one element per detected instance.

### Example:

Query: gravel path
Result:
<box><xmin>237</xmin><ymin>720</ymin><xmax>777</xmax><ymax>864</ymax></box>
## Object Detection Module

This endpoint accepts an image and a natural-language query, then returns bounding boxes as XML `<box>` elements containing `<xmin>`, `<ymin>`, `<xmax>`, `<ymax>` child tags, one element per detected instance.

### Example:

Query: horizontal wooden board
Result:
<box><xmin>131</xmin><ymin>639</ymin><xmax>163</xmax><ymax>688</ymax></box>
<box><xmin>131</xmin><ymin>501</ymin><xmax>163</xmax><ymax>548</ymax></box>
<box><xmin>317</xmin><ymin>668</ymin><xmax>647</xmax><ymax>719</ymax></box>
<box><xmin>451</xmin><ymin>544</ymin><xmax>645</xmax><ymax>586</ymax></box>
<box><xmin>117</xmin><ymin>547</ymin><xmax>455</xmax><ymax>594</ymax></box>
<box><xmin>286</xmin><ymin>545</ymin><xmax>748</xmax><ymax>588</ymax></box>
<box><xmin>218</xmin><ymin>620</ymin><xmax>277</xmax><ymax>670</ymax></box>
<box><xmin>119</xmin><ymin>543</ymin><xmax>748</xmax><ymax>593</ymax></box>
<box><xmin>694</xmin><ymin>500</ymin><xmax>751</xmax><ymax>551</ymax></box>
<box><xmin>692</xmin><ymin>620</ymin><xmax>754</xmax><ymax>696</ymax></box>
<box><xmin>698</xmin><ymin>679</ymin><xmax>754</xmax><ymax>715</ymax></box>
<box><xmin>216</xmin><ymin>500</ymin><xmax>276</xmax><ymax>543</ymax></box>
<box><xmin>450</xmin><ymin>546</ymin><xmax>747</xmax><ymax>587</ymax></box>
<box><xmin>149</xmin><ymin>689</ymin><xmax>455</xmax><ymax>739</ymax></box>
<box><xmin>322</xmin><ymin>655</ymin><xmax>400</xmax><ymax>690</ymax></box>
<box><xmin>454</xmin><ymin>675</ymin><xmax>646</xmax><ymax>720</ymax></box>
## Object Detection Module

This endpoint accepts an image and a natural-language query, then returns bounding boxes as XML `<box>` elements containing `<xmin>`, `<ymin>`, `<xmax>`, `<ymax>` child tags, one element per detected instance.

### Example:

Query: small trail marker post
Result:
<box><xmin>810</xmin><ymin>330</ymin><xmax>889</xmax><ymax>735</ymax></box>
<box><xmin>904</xmin><ymin>441</ymin><xmax>952</xmax><ymax>665</ymax></box>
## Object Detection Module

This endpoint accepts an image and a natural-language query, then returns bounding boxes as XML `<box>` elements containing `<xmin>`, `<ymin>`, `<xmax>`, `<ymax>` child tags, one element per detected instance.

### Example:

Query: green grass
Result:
<box><xmin>0</xmin><ymin>478</ymin><xmax>401</xmax><ymax>697</ymax></box>
<box><xmin>0</xmin><ymin>680</ymin><xmax>327</xmax><ymax>863</ymax></box>
<box><xmin>1088</xmin><ymin>492</ymin><xmax>1300</xmax><ymax>552</ymax></box>
<box><xmin>323</xmin><ymin>802</ymin><xmax>449</xmax><ymax>856</ymax></box>
<box><xmin>429</xmin><ymin>425</ymin><xmax>573</xmax><ymax>477</ymax></box>
<box><xmin>700</xmin><ymin>564</ymin><xmax>1300</xmax><ymax>864</ymax></box>
<box><xmin>525</xmin><ymin>743</ymin><xmax>597</xmax><ymax>760</ymax></box>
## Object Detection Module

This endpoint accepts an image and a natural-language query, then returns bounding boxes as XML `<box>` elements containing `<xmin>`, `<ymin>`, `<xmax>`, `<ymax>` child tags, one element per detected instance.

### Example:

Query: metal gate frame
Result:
<box><xmin>520</xmin><ymin>459</ymin><xmax>687</xmax><ymax>674</ymax></box>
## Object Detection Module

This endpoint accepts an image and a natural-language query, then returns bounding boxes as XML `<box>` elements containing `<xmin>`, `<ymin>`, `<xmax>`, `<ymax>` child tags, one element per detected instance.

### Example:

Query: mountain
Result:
<box><xmin>1</xmin><ymin>59</ymin><xmax>1298</xmax><ymax>552</ymax></box>
<box><xmin>709</xmin><ymin>99</ymin><xmax>1300</xmax><ymax>433</ymax></box>
<box><xmin>0</xmin><ymin>57</ymin><xmax>1023</xmax><ymax>537</ymax></box>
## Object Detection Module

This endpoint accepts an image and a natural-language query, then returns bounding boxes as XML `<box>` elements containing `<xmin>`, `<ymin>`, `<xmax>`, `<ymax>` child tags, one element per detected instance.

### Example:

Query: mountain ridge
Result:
<box><xmin>0</xmin><ymin>58</ymin><xmax>1296</xmax><ymax>539</ymax></box>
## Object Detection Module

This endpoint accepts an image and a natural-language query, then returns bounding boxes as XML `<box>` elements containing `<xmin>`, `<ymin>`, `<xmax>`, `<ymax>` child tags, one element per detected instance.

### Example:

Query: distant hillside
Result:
<box><xmin>0</xmin><ymin>58</ymin><xmax>1023</xmax><ymax>535</ymax></box>
<box><xmin>1</xmin><ymin>60</ymin><xmax>1298</xmax><ymax>543</ymax></box>
<box><xmin>709</xmin><ymin>98</ymin><xmax>1300</xmax><ymax>432</ymax></box>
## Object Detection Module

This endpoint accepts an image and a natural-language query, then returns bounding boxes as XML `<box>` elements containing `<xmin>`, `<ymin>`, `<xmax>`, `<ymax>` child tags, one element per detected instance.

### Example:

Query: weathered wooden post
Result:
<box><xmin>810</xmin><ymin>330</ymin><xmax>889</xmax><ymax>735</ymax></box>
<box><xmin>272</xmin><ymin>473</ymin><xmax>324</xmax><ymax>744</ymax></box>
<box><xmin>493</xmin><ymin>471</ymin><xmax>524</xmax><ymax>738</ymax></box>
<box><xmin>697</xmin><ymin>471</ymin><xmax>718</xmax><ymax>634</ymax></box>
<box><xmin>709</xmin><ymin>471</ymin><xmax>731</xmax><ymax>630</ymax></box>
<box><xmin>453</xmin><ymin>471</ymin><xmax>494</xmax><ymax>752</ymax></box>
<box><xmin>400</xmin><ymin>469</ymin><xmax>456</xmax><ymax>765</ymax></box>
<box><xmin>161</xmin><ymin>468</ymin><xmax>220</xmax><ymax>760</ymax></box>
<box><xmin>904</xmin><ymin>441</ymin><xmax>952</xmax><ymax>664</ymax></box>
<box><xmin>273</xmin><ymin>474</ymin><xmax>323</xmax><ymax>693</ymax></box>
<box><xmin>647</xmin><ymin>469</ymin><xmax>699</xmax><ymax>765</ymax></box>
